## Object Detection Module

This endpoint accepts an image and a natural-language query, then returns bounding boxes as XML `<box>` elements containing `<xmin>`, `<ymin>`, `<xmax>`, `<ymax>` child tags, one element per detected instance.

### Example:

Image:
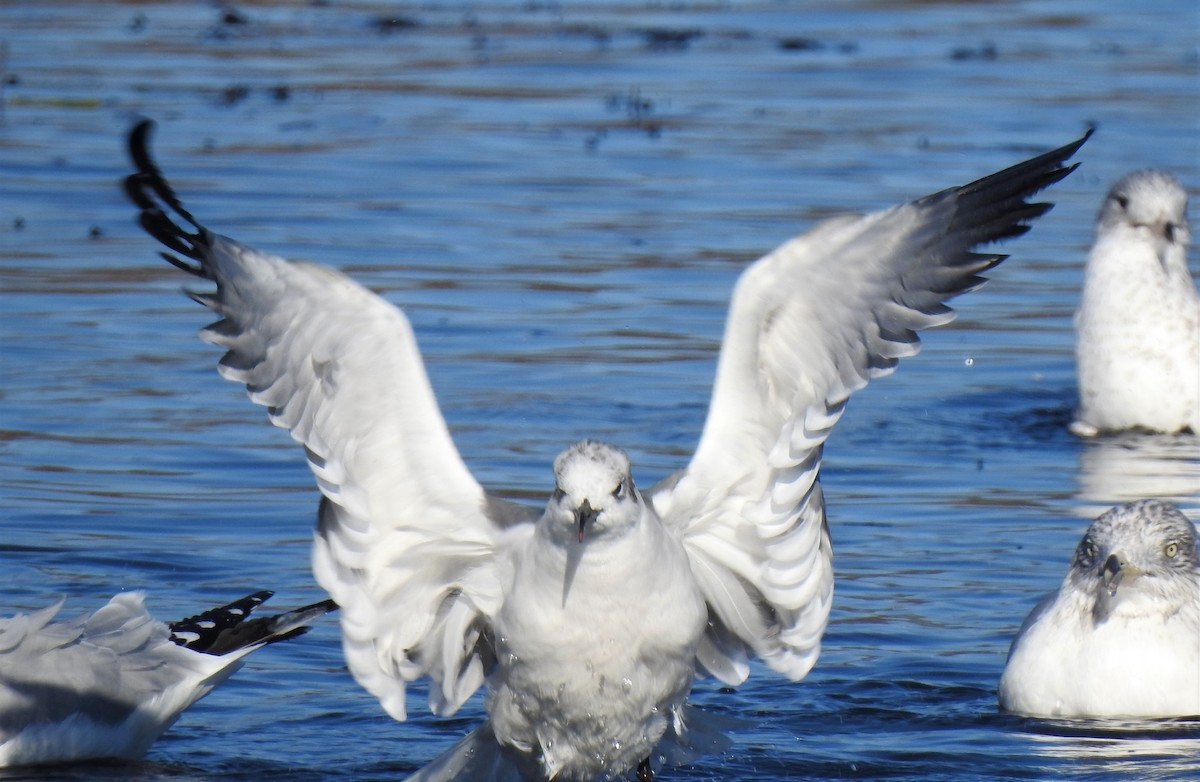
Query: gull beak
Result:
<box><xmin>1101</xmin><ymin>553</ymin><xmax>1143</xmax><ymax>596</ymax></box>
<box><xmin>575</xmin><ymin>499</ymin><xmax>598</xmax><ymax>542</ymax></box>
<box><xmin>1158</xmin><ymin>219</ymin><xmax>1179</xmax><ymax>244</ymax></box>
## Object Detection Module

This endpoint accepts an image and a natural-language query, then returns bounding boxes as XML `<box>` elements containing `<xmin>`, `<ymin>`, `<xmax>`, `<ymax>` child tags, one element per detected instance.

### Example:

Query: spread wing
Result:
<box><xmin>651</xmin><ymin>131</ymin><xmax>1091</xmax><ymax>685</ymax></box>
<box><xmin>124</xmin><ymin>120</ymin><xmax>538</xmax><ymax>722</ymax></box>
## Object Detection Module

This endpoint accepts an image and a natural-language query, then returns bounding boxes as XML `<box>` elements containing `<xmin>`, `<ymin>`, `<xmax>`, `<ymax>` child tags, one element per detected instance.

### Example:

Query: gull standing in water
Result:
<box><xmin>125</xmin><ymin>121</ymin><xmax>1088</xmax><ymax>780</ymax></box>
<box><xmin>1072</xmin><ymin>170</ymin><xmax>1200</xmax><ymax>436</ymax></box>
<box><xmin>999</xmin><ymin>499</ymin><xmax>1200</xmax><ymax>718</ymax></box>
<box><xmin>0</xmin><ymin>590</ymin><xmax>336</xmax><ymax>767</ymax></box>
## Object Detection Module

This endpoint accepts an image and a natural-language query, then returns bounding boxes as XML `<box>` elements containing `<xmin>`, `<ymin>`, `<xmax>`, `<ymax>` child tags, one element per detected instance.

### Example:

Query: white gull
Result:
<box><xmin>1072</xmin><ymin>170</ymin><xmax>1200</xmax><ymax>436</ymax></box>
<box><xmin>0</xmin><ymin>590</ymin><xmax>336</xmax><ymax>767</ymax></box>
<box><xmin>125</xmin><ymin>121</ymin><xmax>1088</xmax><ymax>781</ymax></box>
<box><xmin>999</xmin><ymin>499</ymin><xmax>1200</xmax><ymax>718</ymax></box>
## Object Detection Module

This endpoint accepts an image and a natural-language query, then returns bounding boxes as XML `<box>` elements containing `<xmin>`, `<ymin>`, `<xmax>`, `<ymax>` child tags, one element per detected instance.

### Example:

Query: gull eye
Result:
<box><xmin>1165</xmin><ymin>541</ymin><xmax>1179</xmax><ymax>559</ymax></box>
<box><xmin>612</xmin><ymin>481</ymin><xmax>626</xmax><ymax>500</ymax></box>
<box><xmin>1074</xmin><ymin>537</ymin><xmax>1097</xmax><ymax>569</ymax></box>
<box><xmin>553</xmin><ymin>488</ymin><xmax>565</xmax><ymax>503</ymax></box>
<box><xmin>1114</xmin><ymin>194</ymin><xmax>1129</xmax><ymax>210</ymax></box>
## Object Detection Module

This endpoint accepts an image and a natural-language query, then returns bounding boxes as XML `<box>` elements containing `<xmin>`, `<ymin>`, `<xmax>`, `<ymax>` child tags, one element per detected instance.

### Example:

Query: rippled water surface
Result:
<box><xmin>2</xmin><ymin>1</ymin><xmax>1198</xmax><ymax>780</ymax></box>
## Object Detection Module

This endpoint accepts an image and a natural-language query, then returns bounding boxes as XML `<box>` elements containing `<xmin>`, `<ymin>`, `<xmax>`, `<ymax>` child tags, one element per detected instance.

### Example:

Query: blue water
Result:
<box><xmin>1</xmin><ymin>0</ymin><xmax>1198</xmax><ymax>779</ymax></box>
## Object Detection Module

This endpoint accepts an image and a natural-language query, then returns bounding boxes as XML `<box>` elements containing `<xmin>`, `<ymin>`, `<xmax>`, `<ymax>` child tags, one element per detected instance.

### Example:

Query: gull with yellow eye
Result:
<box><xmin>1072</xmin><ymin>170</ymin><xmax>1200</xmax><ymax>436</ymax></box>
<box><xmin>999</xmin><ymin>499</ymin><xmax>1200</xmax><ymax>719</ymax></box>
<box><xmin>125</xmin><ymin>119</ymin><xmax>1088</xmax><ymax>780</ymax></box>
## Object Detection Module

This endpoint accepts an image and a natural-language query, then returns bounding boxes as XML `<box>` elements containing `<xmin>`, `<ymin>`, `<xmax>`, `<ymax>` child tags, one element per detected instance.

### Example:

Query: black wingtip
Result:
<box><xmin>125</xmin><ymin>118</ymin><xmax>212</xmax><ymax>275</ymax></box>
<box><xmin>168</xmin><ymin>590</ymin><xmax>275</xmax><ymax>653</ymax></box>
<box><xmin>935</xmin><ymin>128</ymin><xmax>1093</xmax><ymax>263</ymax></box>
<box><xmin>169</xmin><ymin>592</ymin><xmax>339</xmax><ymax>657</ymax></box>
<box><xmin>1060</xmin><ymin>126</ymin><xmax>1093</xmax><ymax>163</ymax></box>
<box><xmin>958</xmin><ymin>128</ymin><xmax>1092</xmax><ymax>201</ymax></box>
<box><xmin>1033</xmin><ymin>126</ymin><xmax>1093</xmax><ymax>173</ymax></box>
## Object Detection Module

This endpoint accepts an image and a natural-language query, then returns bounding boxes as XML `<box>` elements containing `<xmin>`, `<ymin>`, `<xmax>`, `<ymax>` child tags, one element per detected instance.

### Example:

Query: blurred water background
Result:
<box><xmin>1</xmin><ymin>0</ymin><xmax>1198</xmax><ymax>779</ymax></box>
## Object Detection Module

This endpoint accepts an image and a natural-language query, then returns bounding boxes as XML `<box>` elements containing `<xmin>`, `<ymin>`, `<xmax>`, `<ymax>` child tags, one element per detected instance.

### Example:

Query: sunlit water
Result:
<box><xmin>1</xmin><ymin>1</ymin><xmax>1198</xmax><ymax>780</ymax></box>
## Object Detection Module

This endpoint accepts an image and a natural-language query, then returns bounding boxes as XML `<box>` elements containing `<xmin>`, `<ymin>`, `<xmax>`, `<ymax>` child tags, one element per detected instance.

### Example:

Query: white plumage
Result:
<box><xmin>0</xmin><ymin>591</ymin><xmax>335</xmax><ymax>767</ymax></box>
<box><xmin>1073</xmin><ymin>170</ymin><xmax>1200</xmax><ymax>436</ymax></box>
<box><xmin>999</xmin><ymin>499</ymin><xmax>1200</xmax><ymax>719</ymax></box>
<box><xmin>126</xmin><ymin>120</ymin><xmax>1087</xmax><ymax>780</ymax></box>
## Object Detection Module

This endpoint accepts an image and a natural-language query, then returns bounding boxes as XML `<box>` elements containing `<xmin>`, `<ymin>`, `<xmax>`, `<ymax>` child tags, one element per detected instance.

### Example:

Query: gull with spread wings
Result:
<box><xmin>125</xmin><ymin>121</ymin><xmax>1088</xmax><ymax>781</ymax></box>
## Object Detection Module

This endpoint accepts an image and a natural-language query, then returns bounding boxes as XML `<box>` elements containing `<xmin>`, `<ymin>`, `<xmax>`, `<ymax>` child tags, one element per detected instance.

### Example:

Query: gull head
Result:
<box><xmin>547</xmin><ymin>440</ymin><xmax>640</xmax><ymax>544</ymax></box>
<box><xmin>1096</xmin><ymin>169</ymin><xmax>1189</xmax><ymax>253</ymax></box>
<box><xmin>1067</xmin><ymin>499</ymin><xmax>1200</xmax><ymax>621</ymax></box>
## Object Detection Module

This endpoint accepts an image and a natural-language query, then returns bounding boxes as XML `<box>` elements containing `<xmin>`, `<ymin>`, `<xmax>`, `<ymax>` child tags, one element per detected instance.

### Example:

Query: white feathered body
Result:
<box><xmin>999</xmin><ymin>581</ymin><xmax>1200</xmax><ymax>718</ymax></box>
<box><xmin>1074</xmin><ymin>170</ymin><xmax>1200</xmax><ymax>435</ymax></box>
<box><xmin>490</xmin><ymin>509</ymin><xmax>707</xmax><ymax>780</ymax></box>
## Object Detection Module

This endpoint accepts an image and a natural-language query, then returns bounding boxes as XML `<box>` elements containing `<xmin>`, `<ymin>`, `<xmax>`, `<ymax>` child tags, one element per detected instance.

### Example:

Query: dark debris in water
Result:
<box><xmin>205</xmin><ymin>5</ymin><xmax>254</xmax><ymax>41</ymax></box>
<box><xmin>951</xmin><ymin>42</ymin><xmax>999</xmax><ymax>61</ymax></box>
<box><xmin>372</xmin><ymin>15</ymin><xmax>421</xmax><ymax>34</ymax></box>
<box><xmin>586</xmin><ymin>88</ymin><xmax>666</xmax><ymax>146</ymax></box>
<box><xmin>779</xmin><ymin>36</ymin><xmax>824</xmax><ymax>52</ymax></box>
<box><xmin>780</xmin><ymin>36</ymin><xmax>859</xmax><ymax>54</ymax></box>
<box><xmin>208</xmin><ymin>84</ymin><xmax>294</xmax><ymax>107</ymax></box>
<box><xmin>605</xmin><ymin>88</ymin><xmax>654</xmax><ymax>120</ymax></box>
<box><xmin>638</xmin><ymin>27</ymin><xmax>705</xmax><ymax>51</ymax></box>
<box><xmin>219</xmin><ymin>5</ymin><xmax>249</xmax><ymax>26</ymax></box>
<box><xmin>220</xmin><ymin>84</ymin><xmax>250</xmax><ymax>106</ymax></box>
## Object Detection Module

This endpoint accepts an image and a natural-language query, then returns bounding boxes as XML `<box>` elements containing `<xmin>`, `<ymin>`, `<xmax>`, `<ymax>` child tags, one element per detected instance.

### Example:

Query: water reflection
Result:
<box><xmin>1073</xmin><ymin>433</ymin><xmax>1200</xmax><ymax>518</ymax></box>
<box><xmin>1015</xmin><ymin>718</ymin><xmax>1200</xmax><ymax>778</ymax></box>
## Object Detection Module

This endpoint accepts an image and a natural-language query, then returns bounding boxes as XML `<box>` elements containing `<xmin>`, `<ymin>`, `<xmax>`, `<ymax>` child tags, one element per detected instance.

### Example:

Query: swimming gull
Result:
<box><xmin>0</xmin><ymin>590</ymin><xmax>336</xmax><ymax>767</ymax></box>
<box><xmin>998</xmin><ymin>499</ymin><xmax>1200</xmax><ymax>718</ymax></box>
<box><xmin>1072</xmin><ymin>170</ymin><xmax>1200</xmax><ymax>436</ymax></box>
<box><xmin>125</xmin><ymin>120</ymin><xmax>1088</xmax><ymax>780</ymax></box>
